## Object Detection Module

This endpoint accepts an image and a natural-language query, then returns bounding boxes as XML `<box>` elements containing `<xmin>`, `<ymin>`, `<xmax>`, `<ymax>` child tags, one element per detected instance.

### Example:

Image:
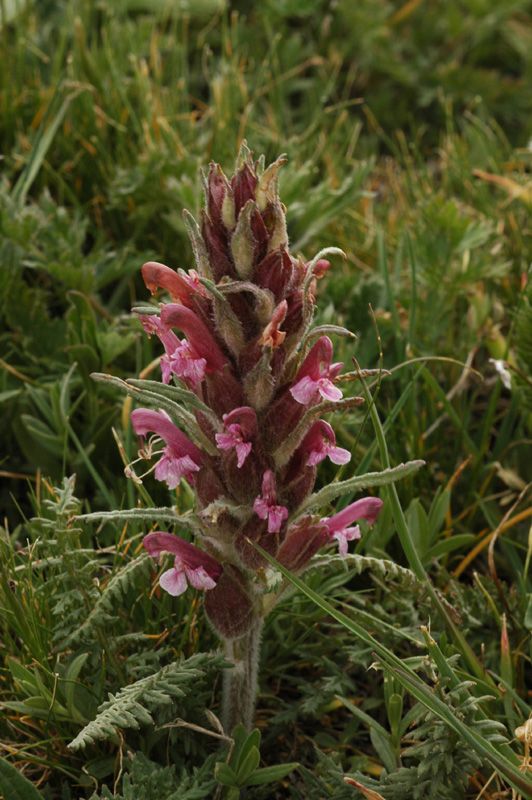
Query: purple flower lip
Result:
<box><xmin>160</xmin><ymin>303</ymin><xmax>228</xmax><ymax>372</ymax></box>
<box><xmin>143</xmin><ymin>531</ymin><xmax>222</xmax><ymax>597</ymax></box>
<box><xmin>131</xmin><ymin>408</ymin><xmax>203</xmax><ymax>488</ymax></box>
<box><xmin>290</xmin><ymin>336</ymin><xmax>343</xmax><ymax>405</ymax></box>
<box><xmin>299</xmin><ymin>420</ymin><xmax>351</xmax><ymax>467</ymax></box>
<box><xmin>322</xmin><ymin>496</ymin><xmax>384</xmax><ymax>556</ymax></box>
<box><xmin>215</xmin><ymin>406</ymin><xmax>257</xmax><ymax>468</ymax></box>
<box><xmin>253</xmin><ymin>470</ymin><xmax>289</xmax><ymax>533</ymax></box>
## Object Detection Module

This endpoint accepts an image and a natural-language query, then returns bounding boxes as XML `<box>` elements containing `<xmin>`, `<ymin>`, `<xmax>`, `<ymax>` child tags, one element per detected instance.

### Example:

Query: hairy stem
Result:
<box><xmin>222</xmin><ymin>615</ymin><xmax>264</xmax><ymax>732</ymax></box>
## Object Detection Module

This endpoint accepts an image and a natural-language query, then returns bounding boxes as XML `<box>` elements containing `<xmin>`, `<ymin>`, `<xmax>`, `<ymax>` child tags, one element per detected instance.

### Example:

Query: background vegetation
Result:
<box><xmin>0</xmin><ymin>0</ymin><xmax>531</xmax><ymax>797</ymax></box>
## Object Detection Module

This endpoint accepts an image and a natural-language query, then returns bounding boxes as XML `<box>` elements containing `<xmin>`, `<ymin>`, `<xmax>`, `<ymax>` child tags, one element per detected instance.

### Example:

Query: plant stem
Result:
<box><xmin>222</xmin><ymin>614</ymin><xmax>264</xmax><ymax>732</ymax></box>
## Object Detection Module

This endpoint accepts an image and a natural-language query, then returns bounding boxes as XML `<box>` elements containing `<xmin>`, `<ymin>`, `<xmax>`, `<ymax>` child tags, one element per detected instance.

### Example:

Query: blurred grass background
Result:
<box><xmin>0</xmin><ymin>1</ymin><xmax>531</xmax><ymax>797</ymax></box>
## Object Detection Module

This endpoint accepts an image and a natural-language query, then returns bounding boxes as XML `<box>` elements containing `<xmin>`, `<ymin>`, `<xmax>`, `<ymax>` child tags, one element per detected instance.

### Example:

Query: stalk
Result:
<box><xmin>222</xmin><ymin>614</ymin><xmax>264</xmax><ymax>732</ymax></box>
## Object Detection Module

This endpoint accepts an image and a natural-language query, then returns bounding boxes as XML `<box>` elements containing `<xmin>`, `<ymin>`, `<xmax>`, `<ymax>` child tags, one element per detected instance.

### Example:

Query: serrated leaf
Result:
<box><xmin>297</xmin><ymin>460</ymin><xmax>425</xmax><ymax>515</ymax></box>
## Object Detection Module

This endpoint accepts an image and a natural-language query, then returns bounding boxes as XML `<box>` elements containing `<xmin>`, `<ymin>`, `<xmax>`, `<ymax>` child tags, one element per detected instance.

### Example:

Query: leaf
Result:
<box><xmin>76</xmin><ymin>508</ymin><xmax>198</xmax><ymax>528</ymax></box>
<box><xmin>246</xmin><ymin>762</ymin><xmax>299</xmax><ymax>786</ymax></box>
<box><xmin>0</xmin><ymin>757</ymin><xmax>45</xmax><ymax>800</ymax></box>
<box><xmin>63</xmin><ymin>653</ymin><xmax>90</xmax><ymax>721</ymax></box>
<box><xmin>68</xmin><ymin>653</ymin><xmax>225</xmax><ymax>750</ymax></box>
<box><xmin>67</xmin><ymin>556</ymin><xmax>152</xmax><ymax>645</ymax></box>
<box><xmin>297</xmin><ymin>460</ymin><xmax>425</xmax><ymax>515</ymax></box>
<box><xmin>235</xmin><ymin>745</ymin><xmax>260</xmax><ymax>784</ymax></box>
<box><xmin>307</xmin><ymin>553</ymin><xmax>418</xmax><ymax>588</ymax></box>
<box><xmin>214</xmin><ymin>762</ymin><xmax>238</xmax><ymax>787</ymax></box>
<box><xmin>425</xmin><ymin>534</ymin><xmax>476</xmax><ymax>561</ymax></box>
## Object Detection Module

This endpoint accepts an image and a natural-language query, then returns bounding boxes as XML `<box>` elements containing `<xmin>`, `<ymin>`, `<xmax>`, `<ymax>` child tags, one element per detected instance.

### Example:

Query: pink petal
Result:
<box><xmin>333</xmin><ymin>525</ymin><xmax>361</xmax><ymax>557</ymax></box>
<box><xmin>253</xmin><ymin>496</ymin><xmax>270</xmax><ymax>521</ymax></box>
<box><xmin>325</xmin><ymin>497</ymin><xmax>383</xmax><ymax>533</ymax></box>
<box><xmin>222</xmin><ymin>407</ymin><xmax>257</xmax><ymax>438</ymax></box>
<box><xmin>296</xmin><ymin>337</ymin><xmax>335</xmax><ymax>381</ymax></box>
<box><xmin>154</xmin><ymin>453</ymin><xmax>200</xmax><ymax>488</ymax></box>
<box><xmin>160</xmin><ymin>355</ymin><xmax>173</xmax><ymax>385</ymax></box>
<box><xmin>260</xmin><ymin>470</ymin><xmax>278</xmax><ymax>503</ymax></box>
<box><xmin>235</xmin><ymin>441</ymin><xmax>252</xmax><ymax>468</ymax></box>
<box><xmin>306</xmin><ymin>448</ymin><xmax>327</xmax><ymax>467</ymax></box>
<box><xmin>185</xmin><ymin>566</ymin><xmax>217</xmax><ymax>591</ymax></box>
<box><xmin>317</xmin><ymin>379</ymin><xmax>343</xmax><ymax>402</ymax></box>
<box><xmin>267</xmin><ymin>505</ymin><xmax>288</xmax><ymax>534</ymax></box>
<box><xmin>168</xmin><ymin>340</ymin><xmax>207</xmax><ymax>386</ymax></box>
<box><xmin>328</xmin><ymin>445</ymin><xmax>351</xmax><ymax>465</ymax></box>
<box><xmin>159</xmin><ymin>566</ymin><xmax>188</xmax><ymax>596</ymax></box>
<box><xmin>142</xmin><ymin>261</ymin><xmax>196</xmax><ymax>306</ymax></box>
<box><xmin>290</xmin><ymin>376</ymin><xmax>319</xmax><ymax>405</ymax></box>
<box><xmin>143</xmin><ymin>533</ymin><xmax>222</xmax><ymax>578</ymax></box>
<box><xmin>131</xmin><ymin>409</ymin><xmax>203</xmax><ymax>465</ymax></box>
<box><xmin>215</xmin><ymin>431</ymin><xmax>238</xmax><ymax>452</ymax></box>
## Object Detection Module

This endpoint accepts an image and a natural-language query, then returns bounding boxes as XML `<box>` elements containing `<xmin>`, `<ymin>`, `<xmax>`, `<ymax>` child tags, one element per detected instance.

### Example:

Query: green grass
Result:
<box><xmin>0</xmin><ymin>1</ymin><xmax>531</xmax><ymax>798</ymax></box>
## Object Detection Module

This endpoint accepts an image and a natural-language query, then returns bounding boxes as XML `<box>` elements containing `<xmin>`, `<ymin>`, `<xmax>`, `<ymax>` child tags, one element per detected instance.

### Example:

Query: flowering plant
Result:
<box><xmin>93</xmin><ymin>146</ymin><xmax>423</xmax><ymax>731</ymax></box>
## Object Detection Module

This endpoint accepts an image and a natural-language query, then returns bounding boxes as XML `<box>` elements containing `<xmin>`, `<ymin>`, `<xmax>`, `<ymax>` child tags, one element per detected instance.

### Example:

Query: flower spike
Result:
<box><xmin>120</xmin><ymin>148</ymin><xmax>396</xmax><ymax>734</ymax></box>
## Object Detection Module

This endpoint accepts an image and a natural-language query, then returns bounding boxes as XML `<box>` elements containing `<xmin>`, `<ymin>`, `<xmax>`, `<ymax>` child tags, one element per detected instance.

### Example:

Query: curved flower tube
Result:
<box><xmin>160</xmin><ymin>304</ymin><xmax>228</xmax><ymax>372</ymax></box>
<box><xmin>141</xmin><ymin>261</ymin><xmax>206</xmax><ymax>307</ymax></box>
<box><xmin>144</xmin><ymin>532</ymin><xmax>222</xmax><ymax>596</ymax></box>
<box><xmin>322</xmin><ymin>496</ymin><xmax>383</xmax><ymax>556</ymax></box>
<box><xmin>290</xmin><ymin>336</ymin><xmax>343</xmax><ymax>405</ymax></box>
<box><xmin>298</xmin><ymin>420</ymin><xmax>351</xmax><ymax>467</ymax></box>
<box><xmin>131</xmin><ymin>408</ymin><xmax>203</xmax><ymax>489</ymax></box>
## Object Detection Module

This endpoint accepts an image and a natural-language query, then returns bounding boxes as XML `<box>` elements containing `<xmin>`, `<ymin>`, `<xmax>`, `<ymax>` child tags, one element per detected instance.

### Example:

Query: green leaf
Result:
<box><xmin>370</xmin><ymin>727</ymin><xmax>397</xmax><ymax>774</ymax></box>
<box><xmin>64</xmin><ymin>652</ymin><xmax>90</xmax><ymax>722</ymax></box>
<box><xmin>214</xmin><ymin>761</ymin><xmax>238</xmax><ymax>787</ymax></box>
<box><xmin>405</xmin><ymin>498</ymin><xmax>430</xmax><ymax>558</ymax></box>
<box><xmin>425</xmin><ymin>534</ymin><xmax>476</xmax><ymax>561</ymax></box>
<box><xmin>427</xmin><ymin>488</ymin><xmax>451</xmax><ymax>539</ymax></box>
<box><xmin>246</xmin><ymin>762</ymin><xmax>300</xmax><ymax>786</ymax></box>
<box><xmin>235</xmin><ymin>745</ymin><xmax>260</xmax><ymax>784</ymax></box>
<box><xmin>233</xmin><ymin>727</ymin><xmax>261</xmax><ymax>774</ymax></box>
<box><xmin>297</xmin><ymin>460</ymin><xmax>425</xmax><ymax>515</ymax></box>
<box><xmin>0</xmin><ymin>756</ymin><xmax>45</xmax><ymax>800</ymax></box>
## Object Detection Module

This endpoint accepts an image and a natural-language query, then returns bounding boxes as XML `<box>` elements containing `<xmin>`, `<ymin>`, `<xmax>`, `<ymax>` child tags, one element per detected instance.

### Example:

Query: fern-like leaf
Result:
<box><xmin>67</xmin><ymin>554</ymin><xmax>152</xmax><ymax>644</ymax></box>
<box><xmin>69</xmin><ymin>652</ymin><xmax>226</xmax><ymax>750</ymax></box>
<box><xmin>307</xmin><ymin>553</ymin><xmax>419</xmax><ymax>588</ymax></box>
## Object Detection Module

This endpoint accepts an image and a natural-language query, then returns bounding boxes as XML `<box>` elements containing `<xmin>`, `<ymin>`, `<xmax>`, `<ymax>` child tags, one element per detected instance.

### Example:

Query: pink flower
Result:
<box><xmin>164</xmin><ymin>339</ymin><xmax>207</xmax><ymax>387</ymax></box>
<box><xmin>300</xmin><ymin>420</ymin><xmax>351</xmax><ymax>467</ymax></box>
<box><xmin>160</xmin><ymin>304</ymin><xmax>228</xmax><ymax>373</ymax></box>
<box><xmin>143</xmin><ymin>532</ymin><xmax>222</xmax><ymax>597</ymax></box>
<box><xmin>290</xmin><ymin>336</ymin><xmax>343</xmax><ymax>405</ymax></box>
<box><xmin>140</xmin><ymin>315</ymin><xmax>180</xmax><ymax>356</ymax></box>
<box><xmin>322</xmin><ymin>496</ymin><xmax>383</xmax><ymax>556</ymax></box>
<box><xmin>253</xmin><ymin>470</ymin><xmax>289</xmax><ymax>533</ymax></box>
<box><xmin>215</xmin><ymin>407</ymin><xmax>257</xmax><ymax>468</ymax></box>
<box><xmin>131</xmin><ymin>408</ymin><xmax>203</xmax><ymax>489</ymax></box>
<box><xmin>141</xmin><ymin>261</ymin><xmax>207</xmax><ymax>307</ymax></box>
